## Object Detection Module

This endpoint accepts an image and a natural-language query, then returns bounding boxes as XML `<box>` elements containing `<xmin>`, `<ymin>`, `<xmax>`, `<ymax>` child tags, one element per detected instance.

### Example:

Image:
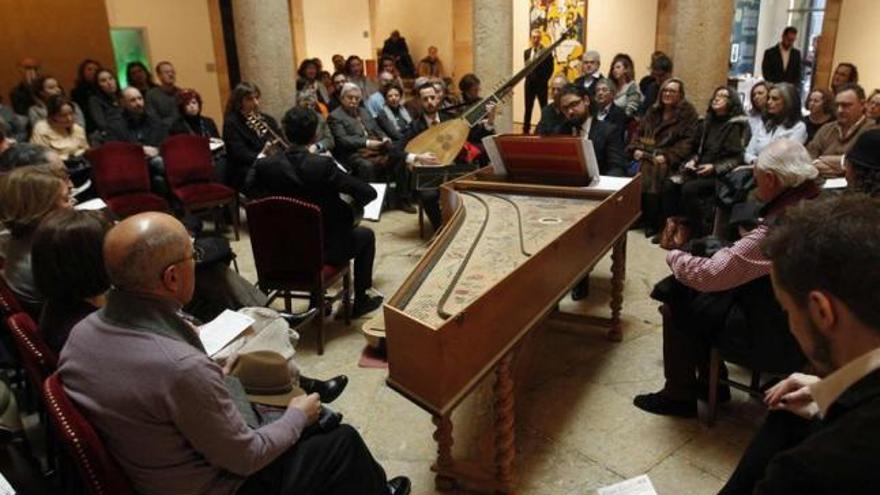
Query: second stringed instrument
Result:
<box><xmin>405</xmin><ymin>26</ymin><xmax>576</xmax><ymax>165</ymax></box>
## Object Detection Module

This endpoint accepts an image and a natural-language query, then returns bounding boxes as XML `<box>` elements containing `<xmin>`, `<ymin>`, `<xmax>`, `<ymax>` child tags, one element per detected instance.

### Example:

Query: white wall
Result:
<box><xmin>833</xmin><ymin>0</ymin><xmax>880</xmax><ymax>92</ymax></box>
<box><xmin>301</xmin><ymin>0</ymin><xmax>373</xmax><ymax>69</ymax></box>
<box><xmin>511</xmin><ymin>0</ymin><xmax>658</xmax><ymax>127</ymax></box>
<box><xmin>372</xmin><ymin>0</ymin><xmax>455</xmax><ymax>77</ymax></box>
<box><xmin>104</xmin><ymin>0</ymin><xmax>224</xmax><ymax>124</ymax></box>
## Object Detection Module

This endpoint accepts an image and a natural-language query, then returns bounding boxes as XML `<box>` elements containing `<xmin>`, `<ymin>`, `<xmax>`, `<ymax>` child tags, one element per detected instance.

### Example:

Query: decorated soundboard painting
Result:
<box><xmin>402</xmin><ymin>192</ymin><xmax>598</xmax><ymax>327</ymax></box>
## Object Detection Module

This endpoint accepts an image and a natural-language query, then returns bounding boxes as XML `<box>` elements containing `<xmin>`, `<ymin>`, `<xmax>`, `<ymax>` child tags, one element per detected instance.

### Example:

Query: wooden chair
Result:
<box><xmin>85</xmin><ymin>142</ymin><xmax>170</xmax><ymax>218</ymax></box>
<box><xmin>245</xmin><ymin>196</ymin><xmax>351</xmax><ymax>355</ymax></box>
<box><xmin>43</xmin><ymin>373</ymin><xmax>136</xmax><ymax>495</ymax></box>
<box><xmin>160</xmin><ymin>135</ymin><xmax>240</xmax><ymax>240</ymax></box>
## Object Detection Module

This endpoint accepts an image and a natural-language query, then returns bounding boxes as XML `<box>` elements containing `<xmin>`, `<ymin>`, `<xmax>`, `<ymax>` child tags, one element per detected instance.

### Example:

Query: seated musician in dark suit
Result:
<box><xmin>593</xmin><ymin>78</ymin><xmax>627</xmax><ymax>144</ymax></box>
<box><xmin>250</xmin><ymin>106</ymin><xmax>383</xmax><ymax>318</ymax></box>
<box><xmin>328</xmin><ymin>83</ymin><xmax>414</xmax><ymax>212</ymax></box>
<box><xmin>396</xmin><ymin>82</ymin><xmax>497</xmax><ymax>231</ymax></box>
<box><xmin>537</xmin><ymin>83</ymin><xmax>626</xmax><ymax>300</ymax></box>
<box><xmin>222</xmin><ymin>82</ymin><xmax>282</xmax><ymax>191</ymax></box>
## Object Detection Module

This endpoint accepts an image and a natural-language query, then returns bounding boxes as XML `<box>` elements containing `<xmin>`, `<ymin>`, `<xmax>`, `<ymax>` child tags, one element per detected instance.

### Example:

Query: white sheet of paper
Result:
<box><xmin>578</xmin><ymin>138</ymin><xmax>602</xmax><ymax>186</ymax></box>
<box><xmin>0</xmin><ymin>471</ymin><xmax>15</xmax><ymax>495</ymax></box>
<box><xmin>823</xmin><ymin>177</ymin><xmax>848</xmax><ymax>189</ymax></box>
<box><xmin>364</xmin><ymin>183</ymin><xmax>387</xmax><ymax>222</ymax></box>
<box><xmin>597</xmin><ymin>475</ymin><xmax>658</xmax><ymax>495</ymax></box>
<box><xmin>74</xmin><ymin>198</ymin><xmax>108</xmax><ymax>211</ymax></box>
<box><xmin>199</xmin><ymin>310</ymin><xmax>255</xmax><ymax>357</ymax></box>
<box><xmin>209</xmin><ymin>138</ymin><xmax>225</xmax><ymax>151</ymax></box>
<box><xmin>483</xmin><ymin>135</ymin><xmax>505</xmax><ymax>175</ymax></box>
<box><xmin>586</xmin><ymin>175</ymin><xmax>634</xmax><ymax>193</ymax></box>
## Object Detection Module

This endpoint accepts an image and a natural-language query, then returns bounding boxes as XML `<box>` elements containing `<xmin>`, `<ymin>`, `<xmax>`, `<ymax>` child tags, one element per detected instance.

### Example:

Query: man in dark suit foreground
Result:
<box><xmin>720</xmin><ymin>194</ymin><xmax>880</xmax><ymax>494</ymax></box>
<box><xmin>250</xmin><ymin>107</ymin><xmax>383</xmax><ymax>318</ymax></box>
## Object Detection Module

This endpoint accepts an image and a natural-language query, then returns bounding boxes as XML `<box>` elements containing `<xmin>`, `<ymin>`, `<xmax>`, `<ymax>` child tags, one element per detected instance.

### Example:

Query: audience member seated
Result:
<box><xmin>57</xmin><ymin>211</ymin><xmax>410</xmax><ymax>495</ymax></box>
<box><xmin>344</xmin><ymin>55</ymin><xmax>377</xmax><ymax>98</ymax></box>
<box><xmin>87</xmin><ymin>68</ymin><xmax>123</xmax><ymax>139</ymax></box>
<box><xmin>0</xmin><ymin>142</ymin><xmax>65</xmax><ymax>175</ymax></box>
<box><xmin>744</xmin><ymin>82</ymin><xmax>807</xmax><ymax>164</ymax></box>
<box><xmin>145</xmin><ymin>61</ymin><xmax>181</xmax><ymax>128</ymax></box>
<box><xmin>417</xmin><ymin>46</ymin><xmax>445</xmax><ymax>78</ymax></box>
<box><xmin>297</xmin><ymin>58</ymin><xmax>330</xmax><ymax>107</ymax></box>
<box><xmin>593</xmin><ymin>78</ymin><xmax>627</xmax><ymax>142</ymax></box>
<box><xmin>71</xmin><ymin>59</ymin><xmax>101</xmax><ymax>133</ymax></box>
<box><xmin>125</xmin><ymin>61</ymin><xmax>157</xmax><ymax>95</ymax></box>
<box><xmin>866</xmin><ymin>89</ymin><xmax>880</xmax><ymax>124</ymax></box>
<box><xmin>381</xmin><ymin>30</ymin><xmax>416</xmax><ymax>78</ymax></box>
<box><xmin>170</xmin><ymin>88</ymin><xmax>220</xmax><ymax>138</ymax></box>
<box><xmin>633</xmin><ymin>139</ymin><xmax>819</xmax><ymax>418</ymax></box>
<box><xmin>222</xmin><ymin>82</ymin><xmax>282</xmax><ymax>191</ymax></box>
<box><xmin>9</xmin><ymin>58</ymin><xmax>41</xmax><ymax>116</ymax></box>
<box><xmin>830</xmin><ymin>62</ymin><xmax>858</xmax><ymax>93</ymax></box>
<box><xmin>250</xmin><ymin>107</ymin><xmax>384</xmax><ymax>318</ymax></box>
<box><xmin>627</xmin><ymin>78</ymin><xmax>699</xmax><ymax>237</ymax></box>
<box><xmin>719</xmin><ymin>193</ymin><xmax>880</xmax><ymax>494</ymax></box>
<box><xmin>366</xmin><ymin>71</ymin><xmax>396</xmax><ymax>118</ymax></box>
<box><xmin>29</xmin><ymin>95</ymin><xmax>89</xmax><ymax>160</ymax></box>
<box><xmin>638</xmin><ymin>52</ymin><xmax>673</xmax><ymax>115</ymax></box>
<box><xmin>0</xmin><ymin>123</ymin><xmax>12</xmax><ymax>161</ymax></box>
<box><xmin>328</xmin><ymin>83</ymin><xmax>413</xmax><ymax>211</ymax></box>
<box><xmin>574</xmin><ymin>50</ymin><xmax>602</xmax><ymax>98</ymax></box>
<box><xmin>27</xmin><ymin>76</ymin><xmax>86</xmax><ymax>129</ymax></box>
<box><xmin>535</xmin><ymin>75</ymin><xmax>568</xmax><ymax>136</ymax></box>
<box><xmin>747</xmin><ymin>81</ymin><xmax>769</xmax><ymax>138</ymax></box>
<box><xmin>807</xmin><ymin>83</ymin><xmax>876</xmax><ymax>177</ymax></box>
<box><xmin>375</xmin><ymin>82</ymin><xmax>412</xmax><ymax>140</ymax></box>
<box><xmin>803</xmin><ymin>88</ymin><xmax>835</xmax><ymax>144</ymax></box>
<box><xmin>0</xmin><ymin>98</ymin><xmax>28</xmax><ymax>143</ymax></box>
<box><xmin>458</xmin><ymin>73</ymin><xmax>482</xmax><ymax>106</ymax></box>
<box><xmin>32</xmin><ymin>209</ymin><xmax>110</xmax><ymax>355</ymax></box>
<box><xmin>295</xmin><ymin>89</ymin><xmax>334</xmax><ymax>154</ymax></box>
<box><xmin>105</xmin><ymin>87</ymin><xmax>169</xmax><ymax>193</ymax></box>
<box><xmin>327</xmin><ymin>72</ymin><xmax>348</xmax><ymax>113</ymax></box>
<box><xmin>0</xmin><ymin>166</ymin><xmax>73</xmax><ymax>313</ymax></box>
<box><xmin>432</xmin><ymin>78</ymin><xmax>459</xmax><ymax>114</ymax></box>
<box><xmin>672</xmin><ymin>86</ymin><xmax>749</xmax><ymax>237</ymax></box>
<box><xmin>609</xmin><ymin>53</ymin><xmax>643</xmax><ymax>118</ymax></box>
<box><xmin>845</xmin><ymin>129</ymin><xmax>880</xmax><ymax>196</ymax></box>
<box><xmin>331</xmin><ymin>54</ymin><xmax>346</xmax><ymax>73</ymax></box>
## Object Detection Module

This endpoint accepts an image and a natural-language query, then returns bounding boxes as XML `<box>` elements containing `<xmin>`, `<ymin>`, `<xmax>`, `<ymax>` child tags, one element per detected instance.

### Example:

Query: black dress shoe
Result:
<box><xmin>387</xmin><ymin>476</ymin><xmax>412</xmax><ymax>495</ymax></box>
<box><xmin>633</xmin><ymin>391</ymin><xmax>697</xmax><ymax>418</ymax></box>
<box><xmin>278</xmin><ymin>308</ymin><xmax>318</xmax><ymax>329</ymax></box>
<box><xmin>571</xmin><ymin>277</ymin><xmax>590</xmax><ymax>301</ymax></box>
<box><xmin>352</xmin><ymin>294</ymin><xmax>384</xmax><ymax>318</ymax></box>
<box><xmin>397</xmin><ymin>199</ymin><xmax>417</xmax><ymax>214</ymax></box>
<box><xmin>299</xmin><ymin>374</ymin><xmax>348</xmax><ymax>403</ymax></box>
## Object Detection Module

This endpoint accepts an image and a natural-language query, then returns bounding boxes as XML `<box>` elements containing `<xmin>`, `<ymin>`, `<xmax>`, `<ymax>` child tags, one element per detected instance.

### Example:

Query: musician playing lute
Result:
<box><xmin>249</xmin><ymin>106</ymin><xmax>384</xmax><ymax>318</ymax></box>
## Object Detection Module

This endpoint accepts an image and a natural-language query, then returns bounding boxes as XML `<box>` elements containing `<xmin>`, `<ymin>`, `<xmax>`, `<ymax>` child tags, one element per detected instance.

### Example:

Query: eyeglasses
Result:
<box><xmin>161</xmin><ymin>248</ymin><xmax>197</xmax><ymax>278</ymax></box>
<box><xmin>561</xmin><ymin>99</ymin><xmax>586</xmax><ymax>111</ymax></box>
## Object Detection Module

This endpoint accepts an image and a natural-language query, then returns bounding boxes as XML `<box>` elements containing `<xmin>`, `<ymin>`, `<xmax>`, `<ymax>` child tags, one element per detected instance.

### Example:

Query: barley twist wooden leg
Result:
<box><xmin>607</xmin><ymin>234</ymin><xmax>627</xmax><ymax>342</ymax></box>
<box><xmin>432</xmin><ymin>413</ymin><xmax>455</xmax><ymax>491</ymax></box>
<box><xmin>494</xmin><ymin>352</ymin><xmax>516</xmax><ymax>492</ymax></box>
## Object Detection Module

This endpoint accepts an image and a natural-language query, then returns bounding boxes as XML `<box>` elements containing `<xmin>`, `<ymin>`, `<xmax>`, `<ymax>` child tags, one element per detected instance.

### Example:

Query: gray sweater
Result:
<box><xmin>145</xmin><ymin>86</ymin><xmax>180</xmax><ymax>128</ymax></box>
<box><xmin>58</xmin><ymin>290</ymin><xmax>306</xmax><ymax>495</ymax></box>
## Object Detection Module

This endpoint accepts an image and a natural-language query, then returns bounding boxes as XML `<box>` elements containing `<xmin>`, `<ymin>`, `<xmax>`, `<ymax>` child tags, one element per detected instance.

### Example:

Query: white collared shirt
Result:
<box><xmin>810</xmin><ymin>346</ymin><xmax>880</xmax><ymax>418</ymax></box>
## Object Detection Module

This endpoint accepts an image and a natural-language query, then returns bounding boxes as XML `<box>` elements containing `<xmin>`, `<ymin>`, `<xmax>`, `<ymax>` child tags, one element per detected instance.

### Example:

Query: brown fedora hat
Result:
<box><xmin>230</xmin><ymin>351</ymin><xmax>304</xmax><ymax>407</ymax></box>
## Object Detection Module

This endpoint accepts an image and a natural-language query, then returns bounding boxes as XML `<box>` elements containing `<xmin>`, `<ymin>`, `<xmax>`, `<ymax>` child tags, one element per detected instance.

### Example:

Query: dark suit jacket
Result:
<box><xmin>545</xmin><ymin>118</ymin><xmax>626</xmax><ymax>176</ymax></box>
<box><xmin>761</xmin><ymin>44</ymin><xmax>802</xmax><ymax>85</ymax></box>
<box><xmin>249</xmin><ymin>147</ymin><xmax>376</xmax><ymax>264</ymax></box>
<box><xmin>535</xmin><ymin>103</ymin><xmax>565</xmax><ymax>136</ymax></box>
<box><xmin>756</xmin><ymin>369</ymin><xmax>880</xmax><ymax>494</ymax></box>
<box><xmin>596</xmin><ymin>103</ymin><xmax>627</xmax><ymax>141</ymax></box>
<box><xmin>328</xmin><ymin>106</ymin><xmax>388</xmax><ymax>161</ymax></box>
<box><xmin>523</xmin><ymin>47</ymin><xmax>554</xmax><ymax>91</ymax></box>
<box><xmin>222</xmin><ymin>111</ymin><xmax>281</xmax><ymax>189</ymax></box>
<box><xmin>574</xmin><ymin>72</ymin><xmax>603</xmax><ymax>99</ymax></box>
<box><xmin>104</xmin><ymin>110</ymin><xmax>168</xmax><ymax>147</ymax></box>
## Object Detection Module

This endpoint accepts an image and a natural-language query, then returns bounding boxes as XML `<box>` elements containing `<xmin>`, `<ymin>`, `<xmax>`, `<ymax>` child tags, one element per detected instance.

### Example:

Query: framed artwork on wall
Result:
<box><xmin>528</xmin><ymin>0</ymin><xmax>587</xmax><ymax>81</ymax></box>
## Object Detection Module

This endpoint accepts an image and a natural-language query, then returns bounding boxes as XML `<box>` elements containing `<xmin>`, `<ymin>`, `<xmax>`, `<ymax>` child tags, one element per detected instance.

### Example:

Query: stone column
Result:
<box><xmin>473</xmin><ymin>0</ymin><xmax>513</xmax><ymax>133</ymax></box>
<box><xmin>656</xmin><ymin>0</ymin><xmax>735</xmax><ymax>106</ymax></box>
<box><xmin>232</xmin><ymin>0</ymin><xmax>296</xmax><ymax>120</ymax></box>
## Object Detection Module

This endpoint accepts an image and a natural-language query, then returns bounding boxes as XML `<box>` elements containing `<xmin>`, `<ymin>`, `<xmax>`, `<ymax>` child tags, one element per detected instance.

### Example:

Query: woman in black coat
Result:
<box><xmin>222</xmin><ymin>82</ymin><xmax>282</xmax><ymax>192</ymax></box>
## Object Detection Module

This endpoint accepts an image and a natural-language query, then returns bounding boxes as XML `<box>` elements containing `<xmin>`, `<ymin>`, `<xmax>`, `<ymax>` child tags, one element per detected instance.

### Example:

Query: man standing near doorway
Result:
<box><xmin>522</xmin><ymin>28</ymin><xmax>554</xmax><ymax>134</ymax></box>
<box><xmin>762</xmin><ymin>26</ymin><xmax>802</xmax><ymax>86</ymax></box>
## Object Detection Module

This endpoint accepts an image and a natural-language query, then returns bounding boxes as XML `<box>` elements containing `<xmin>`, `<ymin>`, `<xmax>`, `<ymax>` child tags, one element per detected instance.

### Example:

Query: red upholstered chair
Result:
<box><xmin>5</xmin><ymin>313</ymin><xmax>57</xmax><ymax>392</ymax></box>
<box><xmin>85</xmin><ymin>142</ymin><xmax>170</xmax><ymax>218</ymax></box>
<box><xmin>245</xmin><ymin>196</ymin><xmax>350</xmax><ymax>355</ymax></box>
<box><xmin>161</xmin><ymin>134</ymin><xmax>240</xmax><ymax>240</ymax></box>
<box><xmin>43</xmin><ymin>373</ymin><xmax>136</xmax><ymax>495</ymax></box>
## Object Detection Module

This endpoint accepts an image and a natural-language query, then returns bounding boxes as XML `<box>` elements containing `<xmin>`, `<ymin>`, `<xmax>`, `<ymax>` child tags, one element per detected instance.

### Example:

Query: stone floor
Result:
<box><xmin>229</xmin><ymin>209</ymin><xmax>766</xmax><ymax>495</ymax></box>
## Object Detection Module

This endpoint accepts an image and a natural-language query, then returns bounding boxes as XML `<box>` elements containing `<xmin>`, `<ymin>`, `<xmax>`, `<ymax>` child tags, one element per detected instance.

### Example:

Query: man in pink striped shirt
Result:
<box><xmin>634</xmin><ymin>140</ymin><xmax>820</xmax><ymax>417</ymax></box>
